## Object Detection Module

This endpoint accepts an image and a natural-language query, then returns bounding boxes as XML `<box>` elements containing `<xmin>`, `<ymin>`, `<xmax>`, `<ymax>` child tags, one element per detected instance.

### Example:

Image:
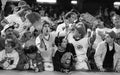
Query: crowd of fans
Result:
<box><xmin>0</xmin><ymin>0</ymin><xmax>120</xmax><ymax>73</ymax></box>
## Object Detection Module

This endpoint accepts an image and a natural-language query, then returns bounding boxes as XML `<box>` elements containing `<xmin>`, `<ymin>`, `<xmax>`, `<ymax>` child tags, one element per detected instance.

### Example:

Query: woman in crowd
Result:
<box><xmin>94</xmin><ymin>31</ymin><xmax>120</xmax><ymax>72</ymax></box>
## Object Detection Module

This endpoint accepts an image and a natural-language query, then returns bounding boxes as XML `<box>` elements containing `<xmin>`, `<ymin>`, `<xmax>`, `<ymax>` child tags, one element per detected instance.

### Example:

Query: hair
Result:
<box><xmin>65</xmin><ymin>12</ymin><xmax>76</xmax><ymax>19</ymax></box>
<box><xmin>42</xmin><ymin>21</ymin><xmax>50</xmax><ymax>27</ymax></box>
<box><xmin>55</xmin><ymin>36</ymin><xmax>65</xmax><ymax>47</ymax></box>
<box><xmin>24</xmin><ymin>45</ymin><xmax>38</xmax><ymax>54</ymax></box>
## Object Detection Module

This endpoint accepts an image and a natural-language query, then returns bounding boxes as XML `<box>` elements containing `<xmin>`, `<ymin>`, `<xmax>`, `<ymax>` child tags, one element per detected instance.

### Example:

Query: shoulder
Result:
<box><xmin>57</xmin><ymin>23</ymin><xmax>65</xmax><ymax>28</ymax></box>
<box><xmin>81</xmin><ymin>37</ymin><xmax>88</xmax><ymax>41</ymax></box>
<box><xmin>36</xmin><ymin>35</ymin><xmax>40</xmax><ymax>42</ymax></box>
<box><xmin>13</xmin><ymin>50</ymin><xmax>19</xmax><ymax>56</ymax></box>
<box><xmin>0</xmin><ymin>50</ymin><xmax>5</xmax><ymax>53</ymax></box>
<box><xmin>50</xmin><ymin>31</ymin><xmax>57</xmax><ymax>37</ymax></box>
<box><xmin>97</xmin><ymin>41</ymin><xmax>106</xmax><ymax>48</ymax></box>
<box><xmin>114</xmin><ymin>42</ymin><xmax>120</xmax><ymax>50</ymax></box>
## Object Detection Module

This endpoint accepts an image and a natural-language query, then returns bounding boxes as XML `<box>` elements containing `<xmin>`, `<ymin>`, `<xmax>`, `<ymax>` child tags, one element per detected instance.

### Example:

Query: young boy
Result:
<box><xmin>23</xmin><ymin>45</ymin><xmax>44</xmax><ymax>72</ymax></box>
<box><xmin>53</xmin><ymin>36</ymin><xmax>76</xmax><ymax>73</ymax></box>
<box><xmin>0</xmin><ymin>39</ymin><xmax>19</xmax><ymax>70</ymax></box>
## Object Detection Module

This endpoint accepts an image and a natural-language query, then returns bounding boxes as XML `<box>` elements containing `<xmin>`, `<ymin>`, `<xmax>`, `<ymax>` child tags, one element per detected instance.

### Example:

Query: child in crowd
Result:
<box><xmin>23</xmin><ymin>45</ymin><xmax>44</xmax><ymax>72</ymax></box>
<box><xmin>0</xmin><ymin>39</ymin><xmax>19</xmax><ymax>70</ymax></box>
<box><xmin>53</xmin><ymin>35</ymin><xmax>76</xmax><ymax>73</ymax></box>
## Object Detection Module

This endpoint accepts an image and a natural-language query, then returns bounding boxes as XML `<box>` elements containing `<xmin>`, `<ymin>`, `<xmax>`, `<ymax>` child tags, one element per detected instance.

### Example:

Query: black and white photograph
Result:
<box><xmin>0</xmin><ymin>0</ymin><xmax>120</xmax><ymax>75</ymax></box>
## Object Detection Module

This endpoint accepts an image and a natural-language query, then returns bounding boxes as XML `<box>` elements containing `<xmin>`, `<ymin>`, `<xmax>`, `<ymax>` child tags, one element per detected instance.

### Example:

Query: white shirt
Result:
<box><xmin>56</xmin><ymin>22</ymin><xmax>73</xmax><ymax>36</ymax></box>
<box><xmin>93</xmin><ymin>28</ymin><xmax>111</xmax><ymax>49</ymax></box>
<box><xmin>68</xmin><ymin>32</ymin><xmax>89</xmax><ymax>62</ymax></box>
<box><xmin>35</xmin><ymin>32</ymin><xmax>57</xmax><ymax>62</ymax></box>
<box><xmin>0</xmin><ymin>50</ymin><xmax>19</xmax><ymax>69</ymax></box>
<box><xmin>112</xmin><ymin>27</ymin><xmax>120</xmax><ymax>33</ymax></box>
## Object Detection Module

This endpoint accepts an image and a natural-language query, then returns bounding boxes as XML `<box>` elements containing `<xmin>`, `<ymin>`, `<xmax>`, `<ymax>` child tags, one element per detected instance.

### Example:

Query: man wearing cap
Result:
<box><xmin>94</xmin><ymin>31</ymin><xmax>120</xmax><ymax>72</ymax></box>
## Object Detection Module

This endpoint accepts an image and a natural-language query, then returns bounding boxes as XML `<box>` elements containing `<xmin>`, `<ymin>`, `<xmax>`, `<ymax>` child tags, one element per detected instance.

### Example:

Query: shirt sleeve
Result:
<box><xmin>94</xmin><ymin>42</ymin><xmax>105</xmax><ymax>68</ymax></box>
<box><xmin>35</xmin><ymin>36</ymin><xmax>41</xmax><ymax>52</ymax></box>
<box><xmin>56</xmin><ymin>24</ymin><xmax>66</xmax><ymax>36</ymax></box>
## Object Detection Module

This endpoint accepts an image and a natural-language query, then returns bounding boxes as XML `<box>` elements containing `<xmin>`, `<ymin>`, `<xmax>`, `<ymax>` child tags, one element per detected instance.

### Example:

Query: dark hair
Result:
<box><xmin>43</xmin><ymin>21</ymin><xmax>50</xmax><ymax>27</ymax></box>
<box><xmin>65</xmin><ymin>12</ymin><xmax>76</xmax><ymax>19</ymax></box>
<box><xmin>24</xmin><ymin>45</ymin><xmax>38</xmax><ymax>54</ymax></box>
<box><xmin>41</xmin><ymin>21</ymin><xmax>51</xmax><ymax>33</ymax></box>
<box><xmin>55</xmin><ymin>36</ymin><xmax>65</xmax><ymax>47</ymax></box>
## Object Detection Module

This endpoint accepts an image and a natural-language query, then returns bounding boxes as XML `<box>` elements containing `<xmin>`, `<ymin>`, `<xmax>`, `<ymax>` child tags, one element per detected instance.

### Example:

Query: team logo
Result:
<box><xmin>77</xmin><ymin>44</ymin><xmax>83</xmax><ymax>50</ymax></box>
<box><xmin>61</xmin><ymin>52</ymin><xmax>73</xmax><ymax>68</ymax></box>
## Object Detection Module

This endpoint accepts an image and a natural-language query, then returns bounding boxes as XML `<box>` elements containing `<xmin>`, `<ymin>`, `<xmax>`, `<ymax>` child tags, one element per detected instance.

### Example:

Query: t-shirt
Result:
<box><xmin>68</xmin><ymin>32</ymin><xmax>89</xmax><ymax>62</ymax></box>
<box><xmin>0</xmin><ymin>50</ymin><xmax>19</xmax><ymax>69</ymax></box>
<box><xmin>35</xmin><ymin>32</ymin><xmax>57</xmax><ymax>62</ymax></box>
<box><xmin>53</xmin><ymin>43</ymin><xmax>76</xmax><ymax>71</ymax></box>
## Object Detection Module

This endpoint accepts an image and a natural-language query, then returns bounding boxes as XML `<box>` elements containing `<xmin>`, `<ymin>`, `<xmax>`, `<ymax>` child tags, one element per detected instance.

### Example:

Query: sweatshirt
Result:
<box><xmin>0</xmin><ymin>49</ymin><xmax>19</xmax><ymax>70</ymax></box>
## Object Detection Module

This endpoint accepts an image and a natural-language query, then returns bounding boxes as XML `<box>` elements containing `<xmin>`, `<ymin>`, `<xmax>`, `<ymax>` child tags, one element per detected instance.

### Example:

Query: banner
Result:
<box><xmin>81</xmin><ymin>12</ymin><xmax>97</xmax><ymax>25</ymax></box>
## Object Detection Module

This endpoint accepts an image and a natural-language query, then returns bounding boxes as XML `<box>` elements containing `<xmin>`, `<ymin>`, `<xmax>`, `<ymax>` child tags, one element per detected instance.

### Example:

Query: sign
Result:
<box><xmin>81</xmin><ymin>12</ymin><xmax>97</xmax><ymax>25</ymax></box>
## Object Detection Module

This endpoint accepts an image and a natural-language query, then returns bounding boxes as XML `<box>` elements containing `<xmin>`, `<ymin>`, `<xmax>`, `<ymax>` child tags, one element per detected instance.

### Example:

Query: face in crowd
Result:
<box><xmin>112</xmin><ymin>15</ymin><xmax>120</xmax><ymax>28</ymax></box>
<box><xmin>42</xmin><ymin>22</ymin><xmax>51</xmax><ymax>35</ymax></box>
<box><xmin>69</xmin><ymin>13</ymin><xmax>78</xmax><ymax>23</ymax></box>
<box><xmin>5</xmin><ymin>39</ymin><xmax>15</xmax><ymax>53</ymax></box>
<box><xmin>105</xmin><ymin>34</ymin><xmax>114</xmax><ymax>44</ymax></box>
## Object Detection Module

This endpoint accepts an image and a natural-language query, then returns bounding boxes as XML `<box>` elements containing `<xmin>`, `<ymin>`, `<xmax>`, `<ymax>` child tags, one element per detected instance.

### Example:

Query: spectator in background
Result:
<box><xmin>111</xmin><ymin>14</ymin><xmax>120</xmax><ymax>45</ymax></box>
<box><xmin>23</xmin><ymin>45</ymin><xmax>44</xmax><ymax>72</ymax></box>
